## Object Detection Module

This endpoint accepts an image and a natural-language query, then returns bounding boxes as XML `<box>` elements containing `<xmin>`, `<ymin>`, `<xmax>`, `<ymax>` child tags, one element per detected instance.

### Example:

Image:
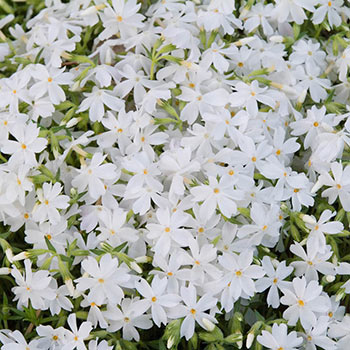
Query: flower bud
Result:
<box><xmin>246</xmin><ymin>332</ymin><xmax>255</xmax><ymax>349</ymax></box>
<box><xmin>0</xmin><ymin>267</ymin><xmax>11</xmax><ymax>275</ymax></box>
<box><xmin>202</xmin><ymin>318</ymin><xmax>216</xmax><ymax>332</ymax></box>
<box><xmin>270</xmin><ymin>35</ymin><xmax>284</xmax><ymax>43</ymax></box>
<box><xmin>167</xmin><ymin>336</ymin><xmax>175</xmax><ymax>349</ymax></box>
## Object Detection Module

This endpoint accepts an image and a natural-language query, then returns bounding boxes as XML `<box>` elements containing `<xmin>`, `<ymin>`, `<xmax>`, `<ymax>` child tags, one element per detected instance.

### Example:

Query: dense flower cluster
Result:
<box><xmin>0</xmin><ymin>0</ymin><xmax>350</xmax><ymax>349</ymax></box>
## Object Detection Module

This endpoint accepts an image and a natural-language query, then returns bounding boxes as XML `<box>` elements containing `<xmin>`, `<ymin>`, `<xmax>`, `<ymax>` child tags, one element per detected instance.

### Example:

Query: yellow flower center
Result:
<box><xmin>151</xmin><ymin>296</ymin><xmax>157</xmax><ymax>302</ymax></box>
<box><xmin>235</xmin><ymin>270</ymin><xmax>242</xmax><ymax>276</ymax></box>
<box><xmin>298</xmin><ymin>299</ymin><xmax>305</xmax><ymax>307</ymax></box>
<box><xmin>190</xmin><ymin>308</ymin><xmax>196</xmax><ymax>315</ymax></box>
<box><xmin>214</xmin><ymin>188</ymin><xmax>220</xmax><ymax>194</ymax></box>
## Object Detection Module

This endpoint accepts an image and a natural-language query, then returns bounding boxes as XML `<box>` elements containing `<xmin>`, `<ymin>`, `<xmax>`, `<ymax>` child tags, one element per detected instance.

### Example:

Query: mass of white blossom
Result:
<box><xmin>1</xmin><ymin>0</ymin><xmax>350</xmax><ymax>349</ymax></box>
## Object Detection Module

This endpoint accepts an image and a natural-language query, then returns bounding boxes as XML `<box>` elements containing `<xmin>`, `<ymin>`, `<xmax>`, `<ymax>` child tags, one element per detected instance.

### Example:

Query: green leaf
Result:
<box><xmin>45</xmin><ymin>236</ymin><xmax>57</xmax><ymax>253</ymax></box>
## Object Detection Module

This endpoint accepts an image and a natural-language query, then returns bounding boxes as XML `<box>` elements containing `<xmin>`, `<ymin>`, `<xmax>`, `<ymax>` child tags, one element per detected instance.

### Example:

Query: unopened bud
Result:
<box><xmin>246</xmin><ymin>332</ymin><xmax>255</xmax><ymax>349</ymax></box>
<box><xmin>299</xmin><ymin>213</ymin><xmax>316</xmax><ymax>225</ymax></box>
<box><xmin>234</xmin><ymin>37</ymin><xmax>255</xmax><ymax>47</ymax></box>
<box><xmin>130</xmin><ymin>261</ymin><xmax>142</xmax><ymax>274</ymax></box>
<box><xmin>66</xmin><ymin>117</ymin><xmax>81</xmax><ymax>128</ymax></box>
<box><xmin>167</xmin><ymin>336</ymin><xmax>175</xmax><ymax>349</ymax></box>
<box><xmin>270</xmin><ymin>35</ymin><xmax>284</xmax><ymax>43</ymax></box>
<box><xmin>297</xmin><ymin>89</ymin><xmax>307</xmax><ymax>104</ymax></box>
<box><xmin>12</xmin><ymin>251</ymin><xmax>29</xmax><ymax>261</ymax></box>
<box><xmin>5</xmin><ymin>248</ymin><xmax>13</xmax><ymax>263</ymax></box>
<box><xmin>65</xmin><ymin>278</ymin><xmax>75</xmax><ymax>296</ymax></box>
<box><xmin>326</xmin><ymin>275</ymin><xmax>336</xmax><ymax>283</ymax></box>
<box><xmin>0</xmin><ymin>267</ymin><xmax>11</xmax><ymax>275</ymax></box>
<box><xmin>202</xmin><ymin>318</ymin><xmax>216</xmax><ymax>332</ymax></box>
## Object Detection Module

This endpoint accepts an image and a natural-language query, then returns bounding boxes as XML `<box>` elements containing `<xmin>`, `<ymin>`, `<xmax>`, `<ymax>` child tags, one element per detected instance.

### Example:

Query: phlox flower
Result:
<box><xmin>280</xmin><ymin>277</ymin><xmax>329</xmax><ymax>329</ymax></box>
<box><xmin>272</xmin><ymin>0</ymin><xmax>317</xmax><ymax>25</ymax></box>
<box><xmin>99</xmin><ymin>0</ymin><xmax>144</xmax><ymax>41</ymax></box>
<box><xmin>328</xmin><ymin>315</ymin><xmax>350</xmax><ymax>350</ymax></box>
<box><xmin>136</xmin><ymin>275</ymin><xmax>180</xmax><ymax>327</ymax></box>
<box><xmin>0</xmin><ymin>330</ymin><xmax>41</xmax><ymax>350</ymax></box>
<box><xmin>290</xmin><ymin>241</ymin><xmax>335</xmax><ymax>281</ymax></box>
<box><xmin>72</xmin><ymin>152</ymin><xmax>118</xmax><ymax>200</ymax></box>
<box><xmin>170</xmin><ymin>284</ymin><xmax>218</xmax><ymax>341</ymax></box>
<box><xmin>257</xmin><ymin>323</ymin><xmax>303</xmax><ymax>350</ymax></box>
<box><xmin>30</xmin><ymin>64</ymin><xmax>74</xmax><ymax>105</ymax></box>
<box><xmin>255</xmin><ymin>256</ymin><xmax>293</xmax><ymax>308</ymax></box>
<box><xmin>312</xmin><ymin>162</ymin><xmax>350</xmax><ymax>211</ymax></box>
<box><xmin>63</xmin><ymin>313</ymin><xmax>93</xmax><ymax>350</ymax></box>
<box><xmin>313</xmin><ymin>0</ymin><xmax>344</xmax><ymax>28</ymax></box>
<box><xmin>190</xmin><ymin>176</ymin><xmax>243</xmax><ymax>219</ymax></box>
<box><xmin>78</xmin><ymin>86</ymin><xmax>124</xmax><ymax>122</ymax></box>
<box><xmin>215</xmin><ymin>250</ymin><xmax>265</xmax><ymax>312</ymax></box>
<box><xmin>103</xmin><ymin>298</ymin><xmax>152</xmax><ymax>342</ymax></box>
<box><xmin>1</xmin><ymin>122</ymin><xmax>47</xmax><ymax>167</ymax></box>
<box><xmin>11</xmin><ymin>259</ymin><xmax>56</xmax><ymax>310</ymax></box>
<box><xmin>302</xmin><ymin>209</ymin><xmax>344</xmax><ymax>253</ymax></box>
<box><xmin>302</xmin><ymin>316</ymin><xmax>337</xmax><ymax>350</ymax></box>
<box><xmin>75</xmin><ymin>253</ymin><xmax>130</xmax><ymax>305</ymax></box>
<box><xmin>32</xmin><ymin>182</ymin><xmax>70</xmax><ymax>225</ymax></box>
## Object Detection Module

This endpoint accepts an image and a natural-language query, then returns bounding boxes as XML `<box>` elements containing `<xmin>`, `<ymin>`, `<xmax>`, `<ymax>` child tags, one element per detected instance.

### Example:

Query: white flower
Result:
<box><xmin>1</xmin><ymin>122</ymin><xmax>47</xmax><ymax>167</ymax></box>
<box><xmin>216</xmin><ymin>250</ymin><xmax>265</xmax><ymax>312</ymax></box>
<box><xmin>190</xmin><ymin>176</ymin><xmax>243</xmax><ymax>219</ymax></box>
<box><xmin>33</xmin><ymin>182</ymin><xmax>70</xmax><ymax>225</ymax></box>
<box><xmin>75</xmin><ymin>253</ymin><xmax>130</xmax><ymax>305</ymax></box>
<box><xmin>280</xmin><ymin>277</ymin><xmax>329</xmax><ymax>329</ymax></box>
<box><xmin>303</xmin><ymin>209</ymin><xmax>344</xmax><ymax>253</ymax></box>
<box><xmin>103</xmin><ymin>298</ymin><xmax>152</xmax><ymax>341</ymax></box>
<box><xmin>11</xmin><ymin>259</ymin><xmax>56</xmax><ymax>310</ymax></box>
<box><xmin>63</xmin><ymin>313</ymin><xmax>93</xmax><ymax>350</ymax></box>
<box><xmin>36</xmin><ymin>325</ymin><xmax>66</xmax><ymax>350</ymax></box>
<box><xmin>135</xmin><ymin>275</ymin><xmax>180</xmax><ymax>327</ymax></box>
<box><xmin>328</xmin><ymin>315</ymin><xmax>350</xmax><ymax>350</ymax></box>
<box><xmin>230</xmin><ymin>80</ymin><xmax>275</xmax><ymax>117</ymax></box>
<box><xmin>257</xmin><ymin>323</ymin><xmax>303</xmax><ymax>350</ymax></box>
<box><xmin>30</xmin><ymin>65</ymin><xmax>74</xmax><ymax>105</ymax></box>
<box><xmin>78</xmin><ymin>86</ymin><xmax>124</xmax><ymax>122</ymax></box>
<box><xmin>255</xmin><ymin>256</ymin><xmax>293</xmax><ymax>308</ymax></box>
<box><xmin>290</xmin><ymin>241</ymin><xmax>335</xmax><ymax>281</ymax></box>
<box><xmin>99</xmin><ymin>0</ymin><xmax>144</xmax><ymax>40</ymax></box>
<box><xmin>302</xmin><ymin>316</ymin><xmax>337</xmax><ymax>350</ymax></box>
<box><xmin>312</xmin><ymin>0</ymin><xmax>344</xmax><ymax>28</ymax></box>
<box><xmin>1</xmin><ymin>330</ymin><xmax>41</xmax><ymax>350</ymax></box>
<box><xmin>272</xmin><ymin>0</ymin><xmax>317</xmax><ymax>24</ymax></box>
<box><xmin>170</xmin><ymin>284</ymin><xmax>218</xmax><ymax>341</ymax></box>
<box><xmin>72</xmin><ymin>152</ymin><xmax>118</xmax><ymax>200</ymax></box>
<box><xmin>313</xmin><ymin>162</ymin><xmax>350</xmax><ymax>210</ymax></box>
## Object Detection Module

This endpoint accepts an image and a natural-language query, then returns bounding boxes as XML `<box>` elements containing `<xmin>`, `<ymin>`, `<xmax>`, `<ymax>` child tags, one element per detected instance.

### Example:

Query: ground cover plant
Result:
<box><xmin>1</xmin><ymin>0</ymin><xmax>350</xmax><ymax>349</ymax></box>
